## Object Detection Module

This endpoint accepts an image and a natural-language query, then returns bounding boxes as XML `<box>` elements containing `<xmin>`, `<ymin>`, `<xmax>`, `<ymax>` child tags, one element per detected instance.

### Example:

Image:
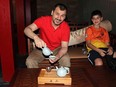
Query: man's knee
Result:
<box><xmin>26</xmin><ymin>58</ymin><xmax>39</xmax><ymax>68</ymax></box>
<box><xmin>59</xmin><ymin>57</ymin><xmax>71</xmax><ymax>67</ymax></box>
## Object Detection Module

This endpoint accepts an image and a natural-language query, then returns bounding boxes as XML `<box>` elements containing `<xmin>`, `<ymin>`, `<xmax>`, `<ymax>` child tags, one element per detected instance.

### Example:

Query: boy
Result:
<box><xmin>85</xmin><ymin>10</ymin><xmax>116</xmax><ymax>66</ymax></box>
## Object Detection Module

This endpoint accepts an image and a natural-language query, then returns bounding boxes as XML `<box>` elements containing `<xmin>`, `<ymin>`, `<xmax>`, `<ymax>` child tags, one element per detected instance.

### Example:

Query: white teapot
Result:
<box><xmin>55</xmin><ymin>66</ymin><xmax>69</xmax><ymax>77</ymax></box>
<box><xmin>42</xmin><ymin>46</ymin><xmax>53</xmax><ymax>56</ymax></box>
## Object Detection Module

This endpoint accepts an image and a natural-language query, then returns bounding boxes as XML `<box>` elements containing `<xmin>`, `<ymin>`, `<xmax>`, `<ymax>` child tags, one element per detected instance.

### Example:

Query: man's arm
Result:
<box><xmin>49</xmin><ymin>41</ymin><xmax>68</xmax><ymax>63</ymax></box>
<box><xmin>24</xmin><ymin>23</ymin><xmax>38</xmax><ymax>39</ymax></box>
<box><xmin>56</xmin><ymin>41</ymin><xmax>68</xmax><ymax>58</ymax></box>
<box><xmin>24</xmin><ymin>23</ymin><xmax>46</xmax><ymax>48</ymax></box>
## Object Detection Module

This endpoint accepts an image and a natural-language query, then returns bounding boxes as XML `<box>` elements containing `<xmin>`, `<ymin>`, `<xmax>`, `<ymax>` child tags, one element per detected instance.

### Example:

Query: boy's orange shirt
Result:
<box><xmin>85</xmin><ymin>25</ymin><xmax>110</xmax><ymax>52</ymax></box>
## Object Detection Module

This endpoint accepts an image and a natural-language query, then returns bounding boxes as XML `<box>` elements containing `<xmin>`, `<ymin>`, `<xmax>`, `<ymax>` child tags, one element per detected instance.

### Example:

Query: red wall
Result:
<box><xmin>0</xmin><ymin>0</ymin><xmax>14</xmax><ymax>82</ymax></box>
<box><xmin>15</xmin><ymin>0</ymin><xmax>26</xmax><ymax>55</ymax></box>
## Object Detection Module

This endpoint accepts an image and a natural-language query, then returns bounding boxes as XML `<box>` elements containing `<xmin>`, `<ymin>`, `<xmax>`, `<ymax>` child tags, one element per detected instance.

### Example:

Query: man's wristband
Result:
<box><xmin>55</xmin><ymin>56</ymin><xmax>60</xmax><ymax>60</ymax></box>
<box><xmin>33</xmin><ymin>35</ymin><xmax>39</xmax><ymax>40</ymax></box>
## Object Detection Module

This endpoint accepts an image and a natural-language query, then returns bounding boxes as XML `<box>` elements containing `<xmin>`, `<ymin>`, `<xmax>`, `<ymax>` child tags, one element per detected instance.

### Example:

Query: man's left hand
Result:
<box><xmin>49</xmin><ymin>56</ymin><xmax>59</xmax><ymax>63</ymax></box>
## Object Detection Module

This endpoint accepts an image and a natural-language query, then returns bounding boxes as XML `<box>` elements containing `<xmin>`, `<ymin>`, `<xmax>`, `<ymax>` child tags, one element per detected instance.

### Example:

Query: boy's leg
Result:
<box><xmin>26</xmin><ymin>49</ymin><xmax>45</xmax><ymax>68</ymax></box>
<box><xmin>94</xmin><ymin>58</ymin><xmax>103</xmax><ymax>66</ymax></box>
<box><xmin>105</xmin><ymin>51</ymin><xmax>116</xmax><ymax>70</ymax></box>
<box><xmin>113</xmin><ymin>52</ymin><xmax>116</xmax><ymax>58</ymax></box>
<box><xmin>88</xmin><ymin>50</ymin><xmax>103</xmax><ymax>66</ymax></box>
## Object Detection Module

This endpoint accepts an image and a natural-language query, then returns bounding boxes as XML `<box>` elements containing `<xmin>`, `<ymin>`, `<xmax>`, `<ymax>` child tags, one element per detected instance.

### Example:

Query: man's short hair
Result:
<box><xmin>53</xmin><ymin>3</ymin><xmax>67</xmax><ymax>11</ymax></box>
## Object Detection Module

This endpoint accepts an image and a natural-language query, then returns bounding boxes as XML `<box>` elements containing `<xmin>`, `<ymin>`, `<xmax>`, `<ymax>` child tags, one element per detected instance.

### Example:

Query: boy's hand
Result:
<box><xmin>97</xmin><ymin>49</ymin><xmax>107</xmax><ymax>57</ymax></box>
<box><xmin>107</xmin><ymin>47</ymin><xmax>113</xmax><ymax>55</ymax></box>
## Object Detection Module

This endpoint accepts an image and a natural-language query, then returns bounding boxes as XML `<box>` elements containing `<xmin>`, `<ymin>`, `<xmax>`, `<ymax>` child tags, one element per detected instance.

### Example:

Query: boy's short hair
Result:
<box><xmin>91</xmin><ymin>10</ymin><xmax>102</xmax><ymax>18</ymax></box>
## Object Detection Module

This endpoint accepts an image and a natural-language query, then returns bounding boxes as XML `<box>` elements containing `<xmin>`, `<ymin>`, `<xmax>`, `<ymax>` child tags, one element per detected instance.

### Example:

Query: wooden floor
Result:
<box><xmin>9</xmin><ymin>59</ymin><xmax>116</xmax><ymax>87</ymax></box>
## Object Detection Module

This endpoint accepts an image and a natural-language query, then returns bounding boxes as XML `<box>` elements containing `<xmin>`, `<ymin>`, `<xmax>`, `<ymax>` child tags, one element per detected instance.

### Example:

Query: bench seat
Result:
<box><xmin>68</xmin><ymin>47</ymin><xmax>87</xmax><ymax>59</ymax></box>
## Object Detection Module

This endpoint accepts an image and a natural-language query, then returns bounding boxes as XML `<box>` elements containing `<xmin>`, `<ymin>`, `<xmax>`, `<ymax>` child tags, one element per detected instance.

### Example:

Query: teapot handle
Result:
<box><xmin>55</xmin><ymin>66</ymin><xmax>58</xmax><ymax>70</ymax></box>
<box><xmin>64</xmin><ymin>67</ymin><xmax>69</xmax><ymax>74</ymax></box>
<box><xmin>41</xmin><ymin>45</ymin><xmax>47</xmax><ymax>50</ymax></box>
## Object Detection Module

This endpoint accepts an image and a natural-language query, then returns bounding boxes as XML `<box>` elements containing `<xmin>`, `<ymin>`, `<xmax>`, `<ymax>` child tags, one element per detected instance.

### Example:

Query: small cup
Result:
<box><xmin>49</xmin><ymin>55</ymin><xmax>56</xmax><ymax>60</ymax></box>
<box><xmin>46</xmin><ymin>66</ymin><xmax>51</xmax><ymax>72</ymax></box>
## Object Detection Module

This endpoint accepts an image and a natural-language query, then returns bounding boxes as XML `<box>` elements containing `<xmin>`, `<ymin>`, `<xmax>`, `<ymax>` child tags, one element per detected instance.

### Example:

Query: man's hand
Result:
<box><xmin>49</xmin><ymin>42</ymin><xmax>68</xmax><ymax>63</ymax></box>
<box><xmin>33</xmin><ymin>35</ymin><xmax>46</xmax><ymax>48</ymax></box>
<box><xmin>24</xmin><ymin>23</ymin><xmax>46</xmax><ymax>48</ymax></box>
<box><xmin>49</xmin><ymin>56</ymin><xmax>59</xmax><ymax>63</ymax></box>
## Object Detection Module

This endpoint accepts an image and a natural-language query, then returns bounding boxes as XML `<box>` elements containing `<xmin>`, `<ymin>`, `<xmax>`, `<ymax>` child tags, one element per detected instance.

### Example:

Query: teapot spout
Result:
<box><xmin>55</xmin><ymin>66</ymin><xmax>58</xmax><ymax>70</ymax></box>
<box><xmin>51</xmin><ymin>51</ymin><xmax>53</xmax><ymax>54</ymax></box>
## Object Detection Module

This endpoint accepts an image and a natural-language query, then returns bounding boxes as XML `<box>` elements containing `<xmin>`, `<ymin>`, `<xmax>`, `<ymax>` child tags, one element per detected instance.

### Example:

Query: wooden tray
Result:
<box><xmin>38</xmin><ymin>69</ymin><xmax>72</xmax><ymax>85</ymax></box>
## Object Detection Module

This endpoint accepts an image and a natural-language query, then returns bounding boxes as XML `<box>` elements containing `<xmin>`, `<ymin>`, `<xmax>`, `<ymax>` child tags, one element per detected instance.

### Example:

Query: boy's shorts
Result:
<box><xmin>88</xmin><ymin>48</ymin><xmax>113</xmax><ymax>65</ymax></box>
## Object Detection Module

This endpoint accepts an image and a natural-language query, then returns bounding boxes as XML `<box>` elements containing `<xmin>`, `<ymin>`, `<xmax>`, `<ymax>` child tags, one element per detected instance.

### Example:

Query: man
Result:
<box><xmin>24</xmin><ymin>3</ymin><xmax>70</xmax><ymax>68</ymax></box>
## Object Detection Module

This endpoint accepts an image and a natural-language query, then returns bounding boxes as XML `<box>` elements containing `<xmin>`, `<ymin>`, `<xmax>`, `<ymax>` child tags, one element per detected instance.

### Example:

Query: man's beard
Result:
<box><xmin>53</xmin><ymin>18</ymin><xmax>62</xmax><ymax>26</ymax></box>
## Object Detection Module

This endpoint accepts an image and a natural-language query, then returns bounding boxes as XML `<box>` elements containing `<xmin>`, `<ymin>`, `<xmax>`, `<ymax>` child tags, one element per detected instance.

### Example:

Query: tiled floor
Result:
<box><xmin>0</xmin><ymin>79</ymin><xmax>9</xmax><ymax>87</ymax></box>
<box><xmin>0</xmin><ymin>36</ymin><xmax>28</xmax><ymax>87</ymax></box>
<box><xmin>0</xmin><ymin>43</ymin><xmax>115</xmax><ymax>87</ymax></box>
<box><xmin>0</xmin><ymin>67</ymin><xmax>9</xmax><ymax>87</ymax></box>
